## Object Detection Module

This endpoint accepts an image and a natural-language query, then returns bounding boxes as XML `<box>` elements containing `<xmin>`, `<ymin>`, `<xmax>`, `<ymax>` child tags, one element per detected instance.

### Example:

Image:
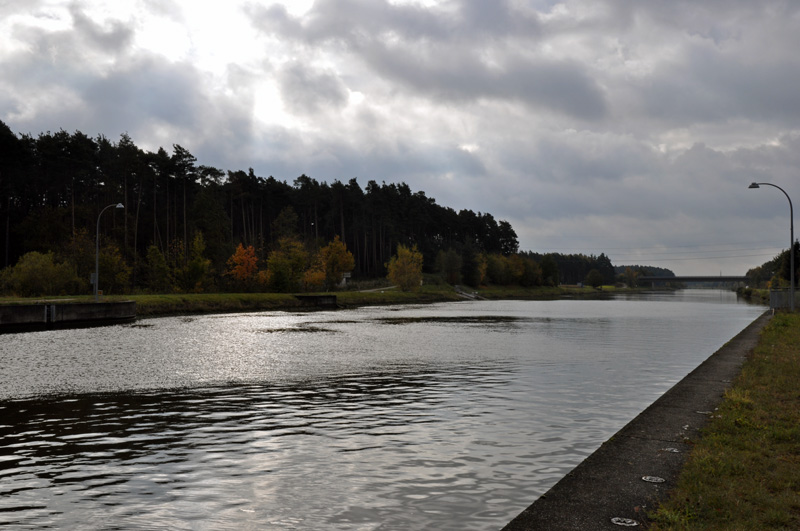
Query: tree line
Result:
<box><xmin>522</xmin><ymin>252</ymin><xmax>618</xmax><ymax>286</ymax></box>
<box><xmin>746</xmin><ymin>242</ymin><xmax>800</xmax><ymax>288</ymax></box>
<box><xmin>0</xmin><ymin>122</ymin><xmax>527</xmax><ymax>295</ymax></box>
<box><xmin>613</xmin><ymin>264</ymin><xmax>675</xmax><ymax>288</ymax></box>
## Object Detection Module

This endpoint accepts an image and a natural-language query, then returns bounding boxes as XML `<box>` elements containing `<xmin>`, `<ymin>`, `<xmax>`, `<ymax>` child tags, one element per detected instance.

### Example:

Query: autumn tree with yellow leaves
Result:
<box><xmin>386</xmin><ymin>244</ymin><xmax>423</xmax><ymax>292</ymax></box>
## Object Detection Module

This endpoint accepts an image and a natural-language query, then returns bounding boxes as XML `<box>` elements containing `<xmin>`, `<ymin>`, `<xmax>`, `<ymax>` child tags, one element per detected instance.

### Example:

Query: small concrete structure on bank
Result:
<box><xmin>294</xmin><ymin>295</ymin><xmax>338</xmax><ymax>308</ymax></box>
<box><xmin>0</xmin><ymin>301</ymin><xmax>136</xmax><ymax>332</ymax></box>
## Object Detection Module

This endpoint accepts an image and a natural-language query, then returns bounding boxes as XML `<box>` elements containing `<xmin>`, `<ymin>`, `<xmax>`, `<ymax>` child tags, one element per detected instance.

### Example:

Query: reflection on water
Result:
<box><xmin>0</xmin><ymin>292</ymin><xmax>765</xmax><ymax>530</ymax></box>
<box><xmin>1</xmin><ymin>368</ymin><xmax>516</xmax><ymax>530</ymax></box>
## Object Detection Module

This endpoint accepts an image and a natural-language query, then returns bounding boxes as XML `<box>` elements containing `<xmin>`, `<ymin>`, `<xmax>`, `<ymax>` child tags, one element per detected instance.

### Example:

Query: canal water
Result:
<box><xmin>0</xmin><ymin>291</ymin><xmax>765</xmax><ymax>530</ymax></box>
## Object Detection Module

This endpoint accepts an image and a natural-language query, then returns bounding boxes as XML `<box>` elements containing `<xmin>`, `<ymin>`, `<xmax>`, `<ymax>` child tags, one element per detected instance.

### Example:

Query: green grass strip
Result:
<box><xmin>124</xmin><ymin>287</ymin><xmax>464</xmax><ymax>317</ymax></box>
<box><xmin>0</xmin><ymin>284</ymin><xmax>620</xmax><ymax>317</ymax></box>
<box><xmin>651</xmin><ymin>313</ymin><xmax>800</xmax><ymax>530</ymax></box>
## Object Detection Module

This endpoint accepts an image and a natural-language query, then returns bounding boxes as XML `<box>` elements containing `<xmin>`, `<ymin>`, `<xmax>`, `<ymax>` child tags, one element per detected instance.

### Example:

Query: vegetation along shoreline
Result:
<box><xmin>1</xmin><ymin>283</ymin><xmax>631</xmax><ymax>320</ymax></box>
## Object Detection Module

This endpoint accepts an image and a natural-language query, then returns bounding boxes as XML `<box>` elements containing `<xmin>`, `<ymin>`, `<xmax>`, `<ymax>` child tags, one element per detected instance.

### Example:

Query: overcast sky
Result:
<box><xmin>2</xmin><ymin>0</ymin><xmax>799</xmax><ymax>275</ymax></box>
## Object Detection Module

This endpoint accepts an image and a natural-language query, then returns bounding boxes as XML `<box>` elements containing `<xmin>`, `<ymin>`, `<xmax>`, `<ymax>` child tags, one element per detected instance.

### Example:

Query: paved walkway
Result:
<box><xmin>502</xmin><ymin>310</ymin><xmax>772</xmax><ymax>530</ymax></box>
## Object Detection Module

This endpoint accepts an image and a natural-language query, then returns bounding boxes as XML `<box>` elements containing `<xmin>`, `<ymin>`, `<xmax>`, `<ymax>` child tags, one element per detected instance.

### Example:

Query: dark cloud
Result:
<box><xmin>141</xmin><ymin>0</ymin><xmax>184</xmax><ymax>21</ymax></box>
<box><xmin>68</xmin><ymin>3</ymin><xmax>134</xmax><ymax>53</ymax></box>
<box><xmin>247</xmin><ymin>0</ymin><xmax>603</xmax><ymax>120</ymax></box>
<box><xmin>525</xmin><ymin>134</ymin><xmax>655</xmax><ymax>186</ymax></box>
<box><xmin>459</xmin><ymin>0</ymin><xmax>531</xmax><ymax>35</ymax></box>
<box><xmin>492</xmin><ymin>134</ymin><xmax>799</xmax><ymax>240</ymax></box>
<box><xmin>354</xmin><ymin>43</ymin><xmax>607</xmax><ymax>120</ymax></box>
<box><xmin>277</xmin><ymin>62</ymin><xmax>349</xmax><ymax>115</ymax></box>
<box><xmin>91</xmin><ymin>58</ymin><xmax>258</xmax><ymax>171</ymax></box>
<box><xmin>264</xmin><ymin>0</ymin><xmax>452</xmax><ymax>42</ymax></box>
<box><xmin>635</xmin><ymin>42</ymin><xmax>800</xmax><ymax>128</ymax></box>
<box><xmin>295</xmin><ymin>0</ymin><xmax>542</xmax><ymax>41</ymax></box>
<box><xmin>84</xmin><ymin>56</ymin><xmax>248</xmax><ymax>127</ymax></box>
<box><xmin>593</xmin><ymin>0</ymin><xmax>800</xmax><ymax>134</ymax></box>
<box><xmin>246</xmin><ymin>3</ymin><xmax>303</xmax><ymax>37</ymax></box>
<box><xmin>0</xmin><ymin>0</ymin><xmax>46</xmax><ymax>17</ymax></box>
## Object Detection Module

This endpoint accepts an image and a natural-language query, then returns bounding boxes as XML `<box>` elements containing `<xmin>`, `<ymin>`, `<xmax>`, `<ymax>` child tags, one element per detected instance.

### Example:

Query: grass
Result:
<box><xmin>649</xmin><ymin>312</ymin><xmax>800</xmax><ymax>530</ymax></box>
<box><xmin>1</xmin><ymin>292</ymin><xmax>302</xmax><ymax>316</ymax></box>
<box><xmin>106</xmin><ymin>284</ymin><xmax>465</xmax><ymax>317</ymax></box>
<box><xmin>476</xmin><ymin>284</ymin><xmax>624</xmax><ymax>299</ymax></box>
<box><xmin>123</xmin><ymin>292</ymin><xmax>301</xmax><ymax>317</ymax></box>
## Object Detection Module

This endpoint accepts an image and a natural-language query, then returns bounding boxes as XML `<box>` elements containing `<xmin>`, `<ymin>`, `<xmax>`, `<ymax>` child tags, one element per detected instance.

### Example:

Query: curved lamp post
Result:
<box><xmin>749</xmin><ymin>182</ymin><xmax>794</xmax><ymax>312</ymax></box>
<box><xmin>95</xmin><ymin>203</ymin><xmax>124</xmax><ymax>301</ymax></box>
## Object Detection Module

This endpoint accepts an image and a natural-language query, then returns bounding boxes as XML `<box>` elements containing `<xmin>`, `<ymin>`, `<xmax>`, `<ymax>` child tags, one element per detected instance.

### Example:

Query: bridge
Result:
<box><xmin>639</xmin><ymin>275</ymin><xmax>747</xmax><ymax>285</ymax></box>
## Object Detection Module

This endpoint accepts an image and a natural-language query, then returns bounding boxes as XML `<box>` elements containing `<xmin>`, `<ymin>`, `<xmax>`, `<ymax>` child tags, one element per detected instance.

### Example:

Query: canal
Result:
<box><xmin>0</xmin><ymin>291</ymin><xmax>765</xmax><ymax>529</ymax></box>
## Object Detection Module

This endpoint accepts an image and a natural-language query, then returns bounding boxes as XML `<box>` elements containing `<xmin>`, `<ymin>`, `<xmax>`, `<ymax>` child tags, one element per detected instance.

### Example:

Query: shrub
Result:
<box><xmin>6</xmin><ymin>251</ymin><xmax>83</xmax><ymax>297</ymax></box>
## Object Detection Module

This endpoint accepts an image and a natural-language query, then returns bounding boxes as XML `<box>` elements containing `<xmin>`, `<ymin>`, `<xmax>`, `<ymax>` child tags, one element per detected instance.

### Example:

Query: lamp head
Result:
<box><xmin>116</xmin><ymin>203</ymin><xmax>125</xmax><ymax>209</ymax></box>
<box><xmin>748</xmin><ymin>182</ymin><xmax>760</xmax><ymax>189</ymax></box>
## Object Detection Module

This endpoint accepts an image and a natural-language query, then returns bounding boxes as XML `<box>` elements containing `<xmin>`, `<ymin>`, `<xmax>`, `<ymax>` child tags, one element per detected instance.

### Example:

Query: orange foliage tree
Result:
<box><xmin>303</xmin><ymin>260</ymin><xmax>326</xmax><ymax>291</ymax></box>
<box><xmin>226</xmin><ymin>243</ymin><xmax>259</xmax><ymax>290</ymax></box>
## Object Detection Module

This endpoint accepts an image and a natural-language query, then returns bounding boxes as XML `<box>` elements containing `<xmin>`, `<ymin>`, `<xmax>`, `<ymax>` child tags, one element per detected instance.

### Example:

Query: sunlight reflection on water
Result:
<box><xmin>0</xmin><ymin>292</ymin><xmax>765</xmax><ymax>530</ymax></box>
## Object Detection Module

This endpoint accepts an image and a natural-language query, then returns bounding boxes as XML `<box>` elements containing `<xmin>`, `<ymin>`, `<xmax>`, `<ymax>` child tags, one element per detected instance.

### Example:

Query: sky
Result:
<box><xmin>2</xmin><ymin>0</ymin><xmax>799</xmax><ymax>275</ymax></box>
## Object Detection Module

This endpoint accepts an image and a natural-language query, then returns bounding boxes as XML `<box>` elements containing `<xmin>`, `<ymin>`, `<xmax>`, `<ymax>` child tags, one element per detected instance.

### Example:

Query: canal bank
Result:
<box><xmin>0</xmin><ymin>301</ymin><xmax>136</xmax><ymax>332</ymax></box>
<box><xmin>502</xmin><ymin>310</ymin><xmax>772</xmax><ymax>530</ymax></box>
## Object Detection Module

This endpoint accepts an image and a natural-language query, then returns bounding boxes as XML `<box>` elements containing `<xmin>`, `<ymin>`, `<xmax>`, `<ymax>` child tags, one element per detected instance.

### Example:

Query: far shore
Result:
<box><xmin>0</xmin><ymin>284</ymin><xmax>652</xmax><ymax>319</ymax></box>
<box><xmin>2</xmin><ymin>284</ymin><xmax>765</xmax><ymax>321</ymax></box>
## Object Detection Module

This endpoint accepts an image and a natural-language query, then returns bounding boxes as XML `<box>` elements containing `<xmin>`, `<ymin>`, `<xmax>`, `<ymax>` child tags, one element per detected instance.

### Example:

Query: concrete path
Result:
<box><xmin>502</xmin><ymin>310</ymin><xmax>772</xmax><ymax>530</ymax></box>
<box><xmin>454</xmin><ymin>285</ymin><xmax>487</xmax><ymax>300</ymax></box>
<box><xmin>358</xmin><ymin>285</ymin><xmax>398</xmax><ymax>292</ymax></box>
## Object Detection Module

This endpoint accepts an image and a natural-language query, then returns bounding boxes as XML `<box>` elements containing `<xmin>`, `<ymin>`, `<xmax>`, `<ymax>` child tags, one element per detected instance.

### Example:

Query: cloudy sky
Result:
<box><xmin>2</xmin><ymin>0</ymin><xmax>799</xmax><ymax>275</ymax></box>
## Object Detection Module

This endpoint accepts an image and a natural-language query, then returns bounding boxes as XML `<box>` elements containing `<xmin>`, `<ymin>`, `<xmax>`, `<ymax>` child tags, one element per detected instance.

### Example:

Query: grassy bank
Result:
<box><xmin>115</xmin><ymin>285</ymin><xmax>465</xmax><ymax>317</ymax></box>
<box><xmin>651</xmin><ymin>312</ymin><xmax>800</xmax><ymax>530</ymax></box>
<box><xmin>118</xmin><ymin>284</ymin><xmax>635</xmax><ymax>316</ymax></box>
<box><xmin>476</xmin><ymin>284</ymin><xmax>622</xmax><ymax>299</ymax></box>
<box><xmin>0</xmin><ymin>283</ymin><xmax>629</xmax><ymax>317</ymax></box>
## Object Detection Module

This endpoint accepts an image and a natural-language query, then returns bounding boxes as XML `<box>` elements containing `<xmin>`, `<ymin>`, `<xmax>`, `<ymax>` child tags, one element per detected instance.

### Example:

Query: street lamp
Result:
<box><xmin>95</xmin><ymin>203</ymin><xmax>124</xmax><ymax>301</ymax></box>
<box><xmin>749</xmin><ymin>182</ymin><xmax>794</xmax><ymax>312</ymax></box>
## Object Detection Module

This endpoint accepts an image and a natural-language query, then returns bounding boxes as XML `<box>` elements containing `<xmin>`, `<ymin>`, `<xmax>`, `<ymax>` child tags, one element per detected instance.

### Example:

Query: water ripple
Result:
<box><xmin>0</xmin><ymin>293</ymin><xmax>765</xmax><ymax>529</ymax></box>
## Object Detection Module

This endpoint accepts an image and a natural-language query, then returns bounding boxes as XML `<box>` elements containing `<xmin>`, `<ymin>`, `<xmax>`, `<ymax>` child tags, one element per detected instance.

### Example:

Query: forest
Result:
<box><xmin>745</xmin><ymin>243</ymin><xmax>800</xmax><ymax>288</ymax></box>
<box><xmin>0</xmin><ymin>122</ymin><xmax>680</xmax><ymax>296</ymax></box>
<box><xmin>0</xmin><ymin>122</ymin><xmax>530</xmax><ymax>295</ymax></box>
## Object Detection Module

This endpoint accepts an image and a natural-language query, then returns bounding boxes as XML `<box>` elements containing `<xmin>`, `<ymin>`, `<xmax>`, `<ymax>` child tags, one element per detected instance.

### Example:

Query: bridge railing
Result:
<box><xmin>638</xmin><ymin>276</ymin><xmax>747</xmax><ymax>283</ymax></box>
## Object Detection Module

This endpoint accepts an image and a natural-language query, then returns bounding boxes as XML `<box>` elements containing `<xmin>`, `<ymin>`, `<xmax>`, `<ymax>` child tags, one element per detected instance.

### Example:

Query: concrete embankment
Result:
<box><xmin>502</xmin><ymin>310</ymin><xmax>772</xmax><ymax>530</ymax></box>
<box><xmin>0</xmin><ymin>301</ymin><xmax>136</xmax><ymax>332</ymax></box>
